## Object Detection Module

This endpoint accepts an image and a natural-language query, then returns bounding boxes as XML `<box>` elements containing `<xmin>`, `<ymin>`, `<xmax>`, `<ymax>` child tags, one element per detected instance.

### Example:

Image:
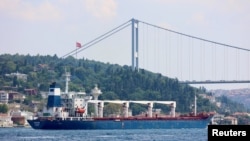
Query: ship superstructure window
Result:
<box><xmin>50</xmin><ymin>89</ymin><xmax>54</xmax><ymax>92</ymax></box>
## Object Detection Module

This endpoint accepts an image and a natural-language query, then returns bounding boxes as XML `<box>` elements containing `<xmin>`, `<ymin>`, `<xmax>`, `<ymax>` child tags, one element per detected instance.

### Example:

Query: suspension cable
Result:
<box><xmin>138</xmin><ymin>20</ymin><xmax>250</xmax><ymax>52</ymax></box>
<box><xmin>61</xmin><ymin>19</ymin><xmax>132</xmax><ymax>58</ymax></box>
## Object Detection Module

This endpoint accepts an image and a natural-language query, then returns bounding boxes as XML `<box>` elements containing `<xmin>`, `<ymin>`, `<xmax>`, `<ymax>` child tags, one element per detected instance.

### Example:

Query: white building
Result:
<box><xmin>5</xmin><ymin>71</ymin><xmax>27</xmax><ymax>82</ymax></box>
<box><xmin>0</xmin><ymin>91</ymin><xmax>9</xmax><ymax>104</ymax></box>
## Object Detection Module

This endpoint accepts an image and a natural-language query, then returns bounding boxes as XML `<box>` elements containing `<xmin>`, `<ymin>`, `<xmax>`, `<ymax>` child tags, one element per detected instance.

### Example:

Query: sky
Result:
<box><xmin>1</xmin><ymin>0</ymin><xmax>250</xmax><ymax>90</ymax></box>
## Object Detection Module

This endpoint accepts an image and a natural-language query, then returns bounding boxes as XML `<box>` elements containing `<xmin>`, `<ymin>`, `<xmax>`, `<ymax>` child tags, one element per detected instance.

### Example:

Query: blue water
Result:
<box><xmin>0</xmin><ymin>127</ymin><xmax>207</xmax><ymax>141</ymax></box>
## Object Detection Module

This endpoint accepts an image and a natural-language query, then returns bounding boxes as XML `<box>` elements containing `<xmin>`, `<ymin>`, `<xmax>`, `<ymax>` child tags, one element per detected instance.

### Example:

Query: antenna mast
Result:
<box><xmin>64</xmin><ymin>68</ymin><xmax>71</xmax><ymax>93</ymax></box>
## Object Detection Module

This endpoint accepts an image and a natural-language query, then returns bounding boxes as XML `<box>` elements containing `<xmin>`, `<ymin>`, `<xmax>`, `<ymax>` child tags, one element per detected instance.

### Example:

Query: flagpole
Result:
<box><xmin>76</xmin><ymin>46</ymin><xmax>77</xmax><ymax>59</ymax></box>
<box><xmin>75</xmin><ymin>41</ymin><xmax>82</xmax><ymax>66</ymax></box>
<box><xmin>75</xmin><ymin>42</ymin><xmax>78</xmax><ymax>69</ymax></box>
<box><xmin>74</xmin><ymin>42</ymin><xmax>78</xmax><ymax>77</ymax></box>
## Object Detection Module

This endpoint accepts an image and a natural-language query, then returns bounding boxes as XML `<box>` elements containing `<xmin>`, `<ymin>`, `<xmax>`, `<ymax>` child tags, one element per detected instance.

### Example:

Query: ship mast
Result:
<box><xmin>64</xmin><ymin>69</ymin><xmax>71</xmax><ymax>94</ymax></box>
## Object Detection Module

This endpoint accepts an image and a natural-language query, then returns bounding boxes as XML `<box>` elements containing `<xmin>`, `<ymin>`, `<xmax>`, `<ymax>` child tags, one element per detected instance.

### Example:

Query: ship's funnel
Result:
<box><xmin>47</xmin><ymin>82</ymin><xmax>61</xmax><ymax>108</ymax></box>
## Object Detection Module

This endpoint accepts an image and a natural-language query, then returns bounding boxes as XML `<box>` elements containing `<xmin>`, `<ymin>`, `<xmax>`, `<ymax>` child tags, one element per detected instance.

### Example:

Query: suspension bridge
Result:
<box><xmin>61</xmin><ymin>18</ymin><xmax>250</xmax><ymax>89</ymax></box>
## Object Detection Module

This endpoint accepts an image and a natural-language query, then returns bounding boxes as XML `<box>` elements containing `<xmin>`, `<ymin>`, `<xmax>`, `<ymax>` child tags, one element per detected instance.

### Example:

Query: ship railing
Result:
<box><xmin>63</xmin><ymin>117</ymin><xmax>92</xmax><ymax>121</ymax></box>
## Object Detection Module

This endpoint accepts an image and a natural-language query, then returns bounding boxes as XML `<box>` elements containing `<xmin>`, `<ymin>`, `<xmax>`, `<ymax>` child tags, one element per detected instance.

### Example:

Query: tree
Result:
<box><xmin>4</xmin><ymin>61</ymin><xmax>16</xmax><ymax>73</ymax></box>
<box><xmin>0</xmin><ymin>54</ymin><xmax>225</xmax><ymax>114</ymax></box>
<box><xmin>103</xmin><ymin>103</ymin><xmax>123</xmax><ymax>117</ymax></box>
<box><xmin>0</xmin><ymin>104</ymin><xmax>8</xmax><ymax>113</ymax></box>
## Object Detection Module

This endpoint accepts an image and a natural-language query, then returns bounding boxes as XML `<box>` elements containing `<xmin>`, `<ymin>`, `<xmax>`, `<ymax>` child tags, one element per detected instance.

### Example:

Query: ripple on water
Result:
<box><xmin>0</xmin><ymin>127</ymin><xmax>207</xmax><ymax>141</ymax></box>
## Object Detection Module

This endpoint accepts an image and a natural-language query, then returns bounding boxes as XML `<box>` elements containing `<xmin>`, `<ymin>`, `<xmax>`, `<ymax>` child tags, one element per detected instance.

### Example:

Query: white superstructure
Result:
<box><xmin>88</xmin><ymin>100</ymin><xmax>176</xmax><ymax>118</ymax></box>
<box><xmin>39</xmin><ymin>72</ymin><xmax>92</xmax><ymax>119</ymax></box>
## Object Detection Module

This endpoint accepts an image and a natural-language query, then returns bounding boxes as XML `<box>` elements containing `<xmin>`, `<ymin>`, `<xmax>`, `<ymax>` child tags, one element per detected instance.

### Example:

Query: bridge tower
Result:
<box><xmin>131</xmin><ymin>18</ymin><xmax>139</xmax><ymax>71</ymax></box>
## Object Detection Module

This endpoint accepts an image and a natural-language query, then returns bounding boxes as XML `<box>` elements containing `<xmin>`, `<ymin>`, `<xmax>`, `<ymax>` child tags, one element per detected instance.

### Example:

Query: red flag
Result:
<box><xmin>76</xmin><ymin>42</ymin><xmax>81</xmax><ymax>48</ymax></box>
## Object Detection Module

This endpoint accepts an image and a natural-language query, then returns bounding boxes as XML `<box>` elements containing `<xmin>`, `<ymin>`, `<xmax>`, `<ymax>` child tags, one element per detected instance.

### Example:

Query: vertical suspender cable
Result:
<box><xmin>142</xmin><ymin>21</ymin><xmax>145</xmax><ymax>70</ymax></box>
<box><xmin>223</xmin><ymin>47</ymin><xmax>226</xmax><ymax>80</ymax></box>
<box><xmin>180</xmin><ymin>35</ymin><xmax>183</xmax><ymax>80</ymax></box>
<box><xmin>146</xmin><ymin>24</ymin><xmax>149</xmax><ymax>70</ymax></box>
<box><xmin>177</xmin><ymin>34</ymin><xmax>179</xmax><ymax>79</ymax></box>
<box><xmin>247</xmin><ymin>52</ymin><xmax>249</xmax><ymax>87</ymax></box>
<box><xmin>154</xmin><ymin>27</ymin><xmax>157</xmax><ymax>72</ymax></box>
<box><xmin>214</xmin><ymin>43</ymin><xmax>217</xmax><ymax>81</ymax></box>
<box><xmin>200</xmin><ymin>41</ymin><xmax>202</xmax><ymax>81</ymax></box>
<box><xmin>168</xmin><ymin>31</ymin><xmax>171</xmax><ymax>77</ymax></box>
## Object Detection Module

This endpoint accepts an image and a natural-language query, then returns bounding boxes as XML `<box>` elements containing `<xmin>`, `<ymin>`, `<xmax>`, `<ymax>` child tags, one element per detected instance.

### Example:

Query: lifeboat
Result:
<box><xmin>76</xmin><ymin>108</ymin><xmax>85</xmax><ymax>113</ymax></box>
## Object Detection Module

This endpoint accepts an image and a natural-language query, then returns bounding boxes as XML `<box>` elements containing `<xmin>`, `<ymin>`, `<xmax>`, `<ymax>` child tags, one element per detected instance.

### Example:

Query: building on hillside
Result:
<box><xmin>0</xmin><ymin>91</ymin><xmax>26</xmax><ymax>103</ymax></box>
<box><xmin>233</xmin><ymin>112</ymin><xmax>250</xmax><ymax>117</ymax></box>
<box><xmin>40</xmin><ymin>91</ymin><xmax>48</xmax><ymax>99</ymax></box>
<box><xmin>0</xmin><ymin>91</ymin><xmax>9</xmax><ymax>104</ymax></box>
<box><xmin>211</xmin><ymin>114</ymin><xmax>224</xmax><ymax>125</ymax></box>
<box><xmin>5</xmin><ymin>71</ymin><xmax>27</xmax><ymax>82</ymax></box>
<box><xmin>223</xmin><ymin>116</ymin><xmax>238</xmax><ymax>125</ymax></box>
<box><xmin>215</xmin><ymin>102</ymin><xmax>221</xmax><ymax>108</ymax></box>
<box><xmin>1</xmin><ymin>86</ymin><xmax>18</xmax><ymax>91</ymax></box>
<box><xmin>8</xmin><ymin>91</ymin><xmax>25</xmax><ymax>102</ymax></box>
<box><xmin>198</xmin><ymin>93</ymin><xmax>216</xmax><ymax>103</ymax></box>
<box><xmin>34</xmin><ymin>64</ymin><xmax>49</xmax><ymax>72</ymax></box>
<box><xmin>24</xmin><ymin>89</ymin><xmax>38</xmax><ymax>95</ymax></box>
<box><xmin>211</xmin><ymin>114</ymin><xmax>238</xmax><ymax>125</ymax></box>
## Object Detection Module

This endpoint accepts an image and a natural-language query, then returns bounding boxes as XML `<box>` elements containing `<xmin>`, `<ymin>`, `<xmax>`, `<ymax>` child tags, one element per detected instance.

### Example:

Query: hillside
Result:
<box><xmin>0</xmin><ymin>54</ymin><xmax>244</xmax><ymax>115</ymax></box>
<box><xmin>211</xmin><ymin>88</ymin><xmax>250</xmax><ymax>109</ymax></box>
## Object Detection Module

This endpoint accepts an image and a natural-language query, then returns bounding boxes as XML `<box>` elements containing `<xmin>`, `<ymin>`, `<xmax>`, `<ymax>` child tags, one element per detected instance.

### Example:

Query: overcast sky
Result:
<box><xmin>1</xmin><ymin>0</ymin><xmax>250</xmax><ymax>90</ymax></box>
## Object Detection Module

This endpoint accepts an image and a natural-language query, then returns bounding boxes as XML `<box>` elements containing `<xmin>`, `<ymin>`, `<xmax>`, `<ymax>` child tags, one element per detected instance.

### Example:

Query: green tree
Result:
<box><xmin>103</xmin><ymin>103</ymin><xmax>123</xmax><ymax>117</ymax></box>
<box><xmin>1</xmin><ymin>54</ymin><xmax>246</xmax><ymax>115</ymax></box>
<box><xmin>4</xmin><ymin>61</ymin><xmax>16</xmax><ymax>73</ymax></box>
<box><xmin>0</xmin><ymin>104</ymin><xmax>8</xmax><ymax>113</ymax></box>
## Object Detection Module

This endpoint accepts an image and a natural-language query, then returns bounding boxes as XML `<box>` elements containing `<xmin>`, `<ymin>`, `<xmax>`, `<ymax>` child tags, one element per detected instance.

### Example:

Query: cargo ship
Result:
<box><xmin>27</xmin><ymin>72</ymin><xmax>214</xmax><ymax>130</ymax></box>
